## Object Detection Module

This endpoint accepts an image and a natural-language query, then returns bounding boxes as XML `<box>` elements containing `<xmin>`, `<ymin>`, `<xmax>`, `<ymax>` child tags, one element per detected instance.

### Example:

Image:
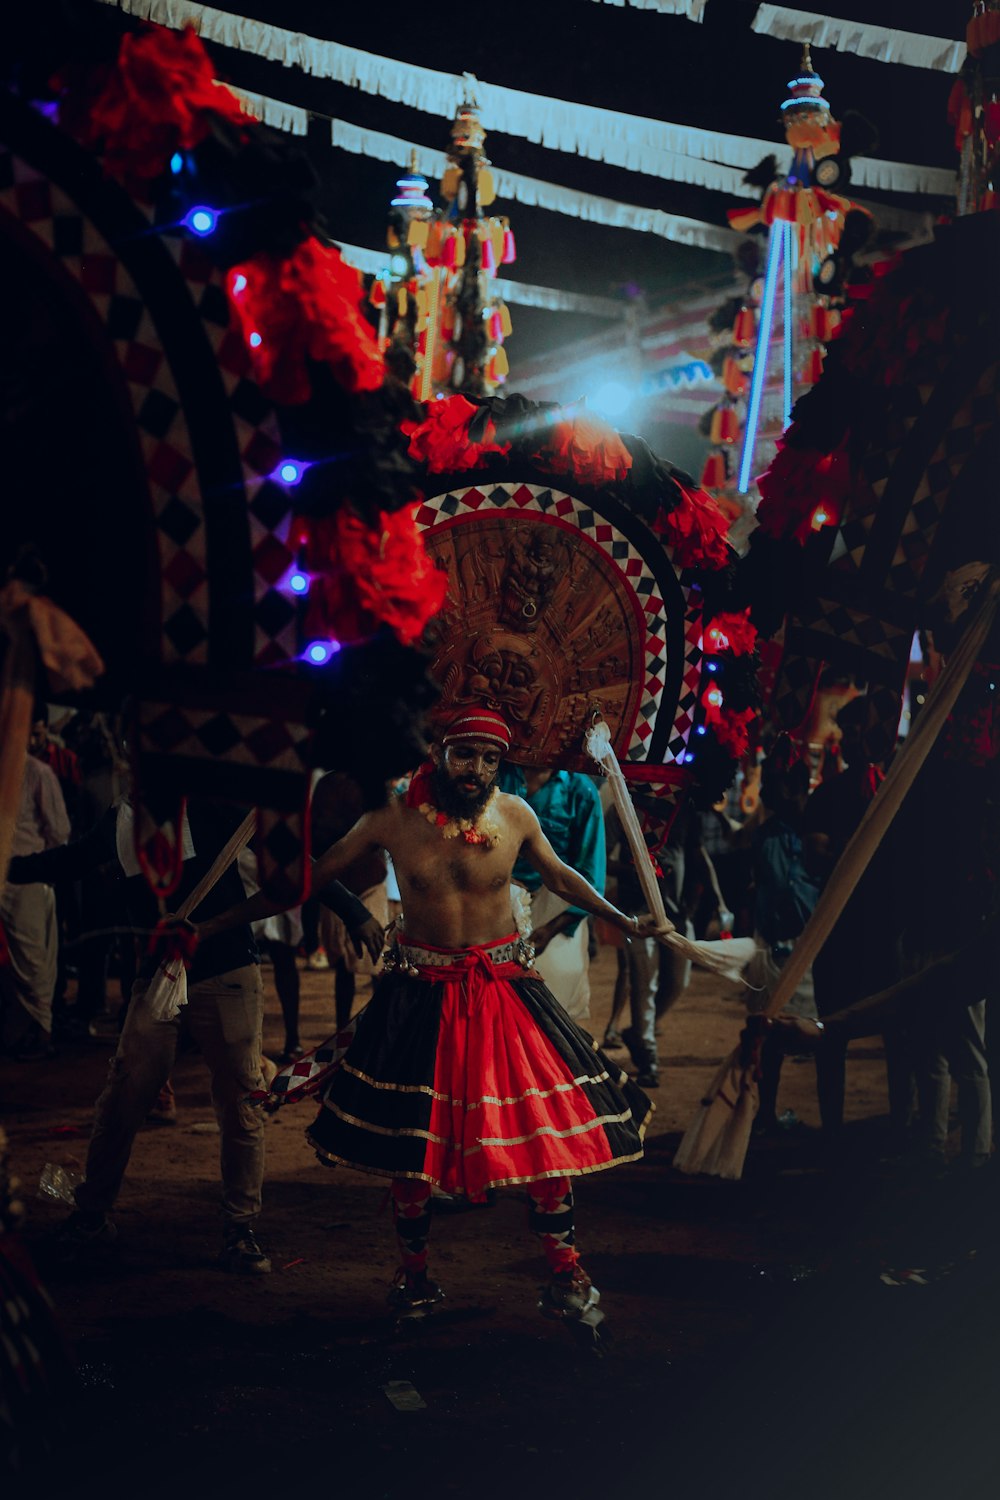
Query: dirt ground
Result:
<box><xmin>5</xmin><ymin>947</ymin><xmax>1000</xmax><ymax>1500</ymax></box>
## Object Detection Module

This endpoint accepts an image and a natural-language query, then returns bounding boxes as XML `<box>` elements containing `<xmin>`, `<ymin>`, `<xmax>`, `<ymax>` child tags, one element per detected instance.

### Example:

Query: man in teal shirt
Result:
<box><xmin>499</xmin><ymin>765</ymin><xmax>606</xmax><ymax>1022</ymax></box>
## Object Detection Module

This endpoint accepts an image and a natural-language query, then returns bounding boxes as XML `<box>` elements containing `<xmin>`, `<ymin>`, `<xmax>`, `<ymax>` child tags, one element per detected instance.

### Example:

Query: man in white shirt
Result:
<box><xmin>0</xmin><ymin>754</ymin><xmax>70</xmax><ymax>1058</ymax></box>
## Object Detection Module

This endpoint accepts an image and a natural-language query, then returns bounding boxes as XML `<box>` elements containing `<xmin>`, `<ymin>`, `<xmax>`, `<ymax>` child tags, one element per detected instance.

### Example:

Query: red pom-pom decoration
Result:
<box><xmin>756</xmin><ymin>438</ymin><xmax>851</xmax><ymax>545</ymax></box>
<box><xmin>302</xmin><ymin>504</ymin><xmax>446</xmax><ymax>648</ymax></box>
<box><xmin>704</xmin><ymin>609</ymin><xmax>757</xmax><ymax>658</ymax></box>
<box><xmin>226</xmin><ymin>239</ymin><xmax>383</xmax><ymax>403</ymax></box>
<box><xmin>713</xmin><ymin>707</ymin><xmax>755</xmax><ymax>759</ymax></box>
<box><xmin>402</xmin><ymin>395</ymin><xmax>510</xmax><ymax>473</ymax></box>
<box><xmin>533</xmin><ymin>414</ymin><xmax>632</xmax><ymax>488</ymax></box>
<box><xmin>72</xmin><ymin>23</ymin><xmax>250</xmax><ymax>190</ymax></box>
<box><xmin>652</xmin><ymin>485</ymin><xmax>730</xmax><ymax>571</ymax></box>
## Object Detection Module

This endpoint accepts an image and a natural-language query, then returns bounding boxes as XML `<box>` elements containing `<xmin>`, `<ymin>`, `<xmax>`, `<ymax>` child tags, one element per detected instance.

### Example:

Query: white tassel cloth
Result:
<box><xmin>585</xmin><ymin>722</ymin><xmax>755</xmax><ymax>987</ymax></box>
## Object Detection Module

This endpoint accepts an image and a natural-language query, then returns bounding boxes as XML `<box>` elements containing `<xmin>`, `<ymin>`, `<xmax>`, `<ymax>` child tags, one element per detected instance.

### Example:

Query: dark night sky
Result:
<box><xmin>197</xmin><ymin>0</ymin><xmax>968</xmax><ymax>370</ymax></box>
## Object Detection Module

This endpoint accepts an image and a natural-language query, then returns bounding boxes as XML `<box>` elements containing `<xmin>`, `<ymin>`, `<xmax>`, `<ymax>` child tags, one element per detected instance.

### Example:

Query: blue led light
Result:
<box><xmin>782</xmin><ymin>96</ymin><xmax>830</xmax><ymax>111</ymax></box>
<box><xmin>306</xmin><ymin>640</ymin><xmax>340</xmax><ymax>665</ymax></box>
<box><xmin>232</xmin><ymin>273</ymin><xmax>247</xmax><ymax>294</ymax></box>
<box><xmin>248</xmin><ymin>331</ymin><xmax>262</xmax><ymax>348</ymax></box>
<box><xmin>184</xmin><ymin>206</ymin><xmax>218</xmax><ymax>237</ymax></box>
<box><xmin>738</xmin><ymin>223</ymin><xmax>784</xmax><ymax>494</ymax></box>
<box><xmin>289</xmin><ymin>572</ymin><xmax>309</xmax><ymax>594</ymax></box>
<box><xmin>277</xmin><ymin>461</ymin><xmax>304</xmax><ymax>485</ymax></box>
<box><xmin>782</xmin><ymin>221</ymin><xmax>794</xmax><ymax>430</ymax></box>
<box><xmin>696</xmin><ymin>725</ymin><xmax>707</xmax><ymax>736</ymax></box>
<box><xmin>169</xmin><ymin>152</ymin><xmax>184</xmax><ymax>175</ymax></box>
<box><xmin>706</xmin><ymin>661</ymin><xmax>719</xmax><ymax>672</ymax></box>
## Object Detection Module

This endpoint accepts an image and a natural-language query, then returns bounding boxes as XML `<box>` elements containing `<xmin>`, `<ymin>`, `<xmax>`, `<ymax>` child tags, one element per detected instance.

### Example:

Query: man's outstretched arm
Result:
<box><xmin>518</xmin><ymin>804</ymin><xmax>673</xmax><ymax>941</ymax></box>
<box><xmin>196</xmin><ymin>808</ymin><xmax>388</xmax><ymax>959</ymax></box>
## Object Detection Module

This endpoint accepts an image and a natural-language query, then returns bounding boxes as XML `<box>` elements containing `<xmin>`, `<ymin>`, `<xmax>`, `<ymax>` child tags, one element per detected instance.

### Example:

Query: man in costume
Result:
<box><xmin>7</xmin><ymin>796</ymin><xmax>380</xmax><ymax>1272</ymax></box>
<box><xmin>198</xmin><ymin>707</ymin><xmax>668</xmax><ymax>1336</ymax></box>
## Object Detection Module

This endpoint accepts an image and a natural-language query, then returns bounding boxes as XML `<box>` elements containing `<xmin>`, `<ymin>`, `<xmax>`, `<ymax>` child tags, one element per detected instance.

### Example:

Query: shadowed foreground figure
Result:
<box><xmin>200</xmin><ymin>708</ymin><xmax>667</xmax><ymax>1340</ymax></box>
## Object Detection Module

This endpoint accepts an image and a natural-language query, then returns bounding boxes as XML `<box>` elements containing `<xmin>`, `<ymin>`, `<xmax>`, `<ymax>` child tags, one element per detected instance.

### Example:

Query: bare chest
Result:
<box><xmin>398</xmin><ymin>822</ymin><xmax>520</xmax><ymax>897</ymax></box>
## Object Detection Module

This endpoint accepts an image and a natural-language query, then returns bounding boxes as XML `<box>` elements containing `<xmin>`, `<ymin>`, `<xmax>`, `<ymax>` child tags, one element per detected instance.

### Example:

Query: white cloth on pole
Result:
<box><xmin>529</xmin><ymin>886</ymin><xmax>592</xmax><ymax>1023</ymax></box>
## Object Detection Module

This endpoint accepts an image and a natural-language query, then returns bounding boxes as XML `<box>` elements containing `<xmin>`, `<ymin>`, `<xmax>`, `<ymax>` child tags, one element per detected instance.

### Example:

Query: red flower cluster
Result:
<box><xmin>534</xmin><ymin>414</ymin><xmax>632</xmax><ymax>488</ymax></box>
<box><xmin>304</xmin><ymin>504</ymin><xmax>447</xmax><ymax>648</ymax></box>
<box><xmin>71</xmin><ymin>24</ymin><xmax>249</xmax><ymax>190</ymax></box>
<box><xmin>652</xmin><ymin>486</ymin><xmax>730</xmax><ymax>571</ymax></box>
<box><xmin>756</xmin><ymin>439</ymin><xmax>851</xmax><ymax>545</ymax></box>
<box><xmin>703</xmin><ymin>609</ymin><xmax>757</xmax><ymax>658</ymax></box>
<box><xmin>402</xmin><ymin>395</ymin><xmax>510</xmax><ymax>472</ymax></box>
<box><xmin>713</xmin><ymin>707</ymin><xmax>755</xmax><ymax>759</ymax></box>
<box><xmin>227</xmin><ymin>240</ymin><xmax>383</xmax><ymax>403</ymax></box>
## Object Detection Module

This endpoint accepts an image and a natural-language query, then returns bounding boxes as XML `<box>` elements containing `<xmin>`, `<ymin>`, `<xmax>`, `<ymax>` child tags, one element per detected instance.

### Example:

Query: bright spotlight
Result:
<box><xmin>590</xmin><ymin>380</ymin><xmax>632</xmax><ymax>420</ymax></box>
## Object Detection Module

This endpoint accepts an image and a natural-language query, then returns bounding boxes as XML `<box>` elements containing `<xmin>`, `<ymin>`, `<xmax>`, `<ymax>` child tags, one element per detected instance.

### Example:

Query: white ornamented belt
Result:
<box><xmin>385</xmin><ymin>936</ymin><xmax>535</xmax><ymax>974</ymax></box>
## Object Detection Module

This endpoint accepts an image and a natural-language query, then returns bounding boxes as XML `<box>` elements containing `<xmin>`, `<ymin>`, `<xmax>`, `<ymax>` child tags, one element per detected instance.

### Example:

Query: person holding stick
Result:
<box><xmin>6</xmin><ymin>794</ymin><xmax>381</xmax><ymax>1272</ymax></box>
<box><xmin>195</xmin><ymin>707</ymin><xmax>667</xmax><ymax>1341</ymax></box>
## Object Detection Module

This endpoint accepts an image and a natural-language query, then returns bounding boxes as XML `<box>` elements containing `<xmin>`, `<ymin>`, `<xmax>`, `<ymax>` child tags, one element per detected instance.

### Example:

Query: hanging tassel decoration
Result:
<box><xmin>490</xmin><ymin>220</ymin><xmax>505</xmax><ymax>265</ymax></box>
<box><xmin>804</xmin><ymin>347</ymin><xmax>825</xmax><ymax>384</ymax></box>
<box><xmin>480</xmin><ymin>234</ymin><xmax>496</xmax><ymax>274</ymax></box>
<box><xmin>732</xmin><ymin>306</ymin><xmax>756</xmax><ymax>346</ymax></box>
<box><xmin>710</xmin><ymin>405</ymin><xmax>740</xmax><ymax>445</ymax></box>
<box><xmin>722</xmin><ymin>356</ymin><xmax>746</xmax><ymax>397</ymax></box>
<box><xmin>700</xmin><ymin>452</ymin><xmax>728</xmax><ymax>489</ymax></box>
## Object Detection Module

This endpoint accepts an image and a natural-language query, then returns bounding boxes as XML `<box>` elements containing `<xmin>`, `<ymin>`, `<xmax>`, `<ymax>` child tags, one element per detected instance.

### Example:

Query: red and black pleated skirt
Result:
<box><xmin>306</xmin><ymin>936</ymin><xmax>652</xmax><ymax>1199</ymax></box>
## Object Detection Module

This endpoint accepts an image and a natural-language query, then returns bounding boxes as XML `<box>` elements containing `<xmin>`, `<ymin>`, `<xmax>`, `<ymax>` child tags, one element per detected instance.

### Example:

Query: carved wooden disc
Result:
<box><xmin>422</xmin><ymin>513</ymin><xmax>646</xmax><ymax>767</ymax></box>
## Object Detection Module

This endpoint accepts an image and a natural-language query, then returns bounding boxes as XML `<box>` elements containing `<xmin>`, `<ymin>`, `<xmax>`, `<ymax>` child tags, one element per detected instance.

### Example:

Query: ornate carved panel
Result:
<box><xmin>415</xmin><ymin>482</ymin><xmax>703</xmax><ymax>770</ymax></box>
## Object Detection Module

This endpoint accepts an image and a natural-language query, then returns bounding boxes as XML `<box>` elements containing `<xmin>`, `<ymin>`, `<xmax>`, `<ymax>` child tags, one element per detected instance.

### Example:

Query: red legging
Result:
<box><xmin>390</xmin><ymin>1176</ymin><xmax>580</xmax><ymax>1283</ymax></box>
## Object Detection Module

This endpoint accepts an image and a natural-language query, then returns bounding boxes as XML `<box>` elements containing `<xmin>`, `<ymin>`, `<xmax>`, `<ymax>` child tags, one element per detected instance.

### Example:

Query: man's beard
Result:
<box><xmin>429</xmin><ymin>764</ymin><xmax>494</xmax><ymax>821</ymax></box>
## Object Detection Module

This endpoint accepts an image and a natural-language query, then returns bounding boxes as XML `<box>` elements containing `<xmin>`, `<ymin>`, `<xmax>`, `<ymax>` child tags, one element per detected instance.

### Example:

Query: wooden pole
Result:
<box><xmin>762</xmin><ymin>578</ymin><xmax>999</xmax><ymax>1020</ymax></box>
<box><xmin>674</xmin><ymin>577</ymin><xmax>1000</xmax><ymax>1178</ymax></box>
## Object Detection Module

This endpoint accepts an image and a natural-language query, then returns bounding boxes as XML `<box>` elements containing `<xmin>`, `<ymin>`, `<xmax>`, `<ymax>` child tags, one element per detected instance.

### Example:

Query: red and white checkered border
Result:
<box><xmin>416</xmin><ymin>482</ymin><xmax>703</xmax><ymax>764</ymax></box>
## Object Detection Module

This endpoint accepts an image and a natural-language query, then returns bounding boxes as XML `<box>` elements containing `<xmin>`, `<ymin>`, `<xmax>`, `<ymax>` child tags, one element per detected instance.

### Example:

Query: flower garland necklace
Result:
<box><xmin>404</xmin><ymin>763</ymin><xmax>502</xmax><ymax>848</ymax></box>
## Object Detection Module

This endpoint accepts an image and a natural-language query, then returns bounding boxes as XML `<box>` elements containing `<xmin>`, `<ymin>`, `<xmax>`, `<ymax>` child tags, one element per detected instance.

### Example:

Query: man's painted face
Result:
<box><xmin>431</xmin><ymin>738</ymin><xmax>502</xmax><ymax>818</ymax></box>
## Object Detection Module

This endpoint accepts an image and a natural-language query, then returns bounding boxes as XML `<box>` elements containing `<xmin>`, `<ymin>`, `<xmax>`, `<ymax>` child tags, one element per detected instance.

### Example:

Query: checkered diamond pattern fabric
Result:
<box><xmin>0</xmin><ymin>148</ymin><xmax>294</xmax><ymax>670</ymax></box>
<box><xmin>775</xmin><ymin>325</ymin><xmax>1000</xmax><ymax>760</ymax></box>
<box><xmin>1</xmin><ymin>131</ymin><xmax>311</xmax><ymax>900</ymax></box>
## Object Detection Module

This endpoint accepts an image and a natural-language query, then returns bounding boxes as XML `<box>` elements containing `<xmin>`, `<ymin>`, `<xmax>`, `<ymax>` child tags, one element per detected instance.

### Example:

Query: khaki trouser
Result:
<box><xmin>0</xmin><ymin>881</ymin><xmax>58</xmax><ymax>1040</ymax></box>
<box><xmin>76</xmin><ymin>965</ymin><xmax>266</xmax><ymax>1233</ymax></box>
